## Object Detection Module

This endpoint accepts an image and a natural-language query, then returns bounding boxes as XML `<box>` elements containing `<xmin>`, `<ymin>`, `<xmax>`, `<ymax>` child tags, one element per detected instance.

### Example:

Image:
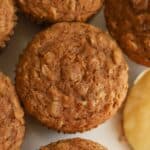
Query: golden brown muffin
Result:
<box><xmin>40</xmin><ymin>138</ymin><xmax>107</xmax><ymax>150</ymax></box>
<box><xmin>0</xmin><ymin>0</ymin><xmax>16</xmax><ymax>48</ymax></box>
<box><xmin>17</xmin><ymin>0</ymin><xmax>104</xmax><ymax>23</ymax></box>
<box><xmin>16</xmin><ymin>22</ymin><xmax>128</xmax><ymax>133</ymax></box>
<box><xmin>105</xmin><ymin>0</ymin><xmax>150</xmax><ymax>66</ymax></box>
<box><xmin>0</xmin><ymin>72</ymin><xmax>25</xmax><ymax>150</ymax></box>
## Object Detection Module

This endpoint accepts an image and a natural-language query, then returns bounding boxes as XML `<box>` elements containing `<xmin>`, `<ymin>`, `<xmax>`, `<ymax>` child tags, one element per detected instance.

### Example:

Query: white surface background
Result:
<box><xmin>0</xmin><ymin>10</ymin><xmax>148</xmax><ymax>150</ymax></box>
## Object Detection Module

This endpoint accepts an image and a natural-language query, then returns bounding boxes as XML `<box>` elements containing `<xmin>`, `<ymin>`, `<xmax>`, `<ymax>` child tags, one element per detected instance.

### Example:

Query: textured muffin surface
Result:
<box><xmin>105</xmin><ymin>0</ymin><xmax>150</xmax><ymax>66</ymax></box>
<box><xmin>17</xmin><ymin>0</ymin><xmax>103</xmax><ymax>22</ymax></box>
<box><xmin>16</xmin><ymin>22</ymin><xmax>128</xmax><ymax>133</ymax></box>
<box><xmin>40</xmin><ymin>138</ymin><xmax>107</xmax><ymax>150</ymax></box>
<box><xmin>0</xmin><ymin>0</ymin><xmax>16</xmax><ymax>48</ymax></box>
<box><xmin>0</xmin><ymin>72</ymin><xmax>25</xmax><ymax>150</ymax></box>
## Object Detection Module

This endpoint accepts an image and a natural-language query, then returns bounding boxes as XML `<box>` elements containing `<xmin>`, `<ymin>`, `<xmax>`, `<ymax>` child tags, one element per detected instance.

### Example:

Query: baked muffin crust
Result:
<box><xmin>16</xmin><ymin>22</ymin><xmax>128</xmax><ymax>133</ymax></box>
<box><xmin>0</xmin><ymin>0</ymin><xmax>16</xmax><ymax>48</ymax></box>
<box><xmin>40</xmin><ymin>138</ymin><xmax>107</xmax><ymax>150</ymax></box>
<box><xmin>17</xmin><ymin>0</ymin><xmax>103</xmax><ymax>22</ymax></box>
<box><xmin>105</xmin><ymin>0</ymin><xmax>150</xmax><ymax>66</ymax></box>
<box><xmin>0</xmin><ymin>72</ymin><xmax>25</xmax><ymax>150</ymax></box>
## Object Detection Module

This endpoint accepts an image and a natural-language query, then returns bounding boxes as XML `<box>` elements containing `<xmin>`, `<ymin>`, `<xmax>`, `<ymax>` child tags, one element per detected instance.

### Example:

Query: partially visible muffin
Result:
<box><xmin>0</xmin><ymin>72</ymin><xmax>25</xmax><ymax>150</ymax></box>
<box><xmin>40</xmin><ymin>138</ymin><xmax>107</xmax><ymax>150</ymax></box>
<box><xmin>105</xmin><ymin>0</ymin><xmax>150</xmax><ymax>66</ymax></box>
<box><xmin>16</xmin><ymin>22</ymin><xmax>128</xmax><ymax>133</ymax></box>
<box><xmin>17</xmin><ymin>0</ymin><xmax>104</xmax><ymax>23</ymax></box>
<box><xmin>0</xmin><ymin>0</ymin><xmax>16</xmax><ymax>48</ymax></box>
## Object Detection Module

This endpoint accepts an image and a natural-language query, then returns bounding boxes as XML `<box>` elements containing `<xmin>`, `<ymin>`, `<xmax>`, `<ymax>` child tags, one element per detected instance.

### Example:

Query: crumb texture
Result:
<box><xmin>105</xmin><ymin>0</ymin><xmax>150</xmax><ymax>66</ymax></box>
<box><xmin>17</xmin><ymin>0</ymin><xmax>103</xmax><ymax>22</ymax></box>
<box><xmin>0</xmin><ymin>0</ymin><xmax>16</xmax><ymax>48</ymax></box>
<box><xmin>0</xmin><ymin>73</ymin><xmax>25</xmax><ymax>150</ymax></box>
<box><xmin>16</xmin><ymin>22</ymin><xmax>128</xmax><ymax>133</ymax></box>
<box><xmin>40</xmin><ymin>138</ymin><xmax>107</xmax><ymax>150</ymax></box>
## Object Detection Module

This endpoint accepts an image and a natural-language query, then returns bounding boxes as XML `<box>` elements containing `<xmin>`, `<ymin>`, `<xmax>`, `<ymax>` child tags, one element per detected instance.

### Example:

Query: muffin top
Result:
<box><xmin>0</xmin><ymin>72</ymin><xmax>25</xmax><ymax>150</ymax></box>
<box><xmin>17</xmin><ymin>0</ymin><xmax>103</xmax><ymax>22</ymax></box>
<box><xmin>0</xmin><ymin>0</ymin><xmax>16</xmax><ymax>48</ymax></box>
<box><xmin>105</xmin><ymin>0</ymin><xmax>150</xmax><ymax>66</ymax></box>
<box><xmin>16</xmin><ymin>22</ymin><xmax>128</xmax><ymax>133</ymax></box>
<box><xmin>40</xmin><ymin>138</ymin><xmax>107</xmax><ymax>150</ymax></box>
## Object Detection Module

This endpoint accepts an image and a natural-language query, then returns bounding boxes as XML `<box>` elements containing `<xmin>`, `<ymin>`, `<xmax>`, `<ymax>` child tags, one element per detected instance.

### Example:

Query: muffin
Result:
<box><xmin>40</xmin><ymin>138</ymin><xmax>107</xmax><ymax>150</ymax></box>
<box><xmin>16</xmin><ymin>22</ymin><xmax>128</xmax><ymax>133</ymax></box>
<box><xmin>0</xmin><ymin>0</ymin><xmax>17</xmax><ymax>48</ymax></box>
<box><xmin>105</xmin><ymin>0</ymin><xmax>150</xmax><ymax>66</ymax></box>
<box><xmin>17</xmin><ymin>0</ymin><xmax>104</xmax><ymax>23</ymax></box>
<box><xmin>0</xmin><ymin>72</ymin><xmax>25</xmax><ymax>150</ymax></box>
